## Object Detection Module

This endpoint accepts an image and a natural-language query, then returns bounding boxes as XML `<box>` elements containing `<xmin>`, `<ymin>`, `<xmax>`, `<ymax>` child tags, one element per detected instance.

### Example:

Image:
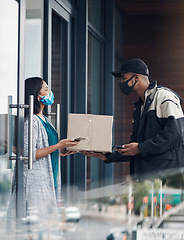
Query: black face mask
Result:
<box><xmin>119</xmin><ymin>74</ymin><xmax>137</xmax><ymax>95</ymax></box>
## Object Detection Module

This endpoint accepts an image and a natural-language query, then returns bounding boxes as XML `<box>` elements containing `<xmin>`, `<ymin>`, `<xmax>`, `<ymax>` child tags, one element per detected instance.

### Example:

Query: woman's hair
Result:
<box><xmin>25</xmin><ymin>77</ymin><xmax>43</xmax><ymax>117</ymax></box>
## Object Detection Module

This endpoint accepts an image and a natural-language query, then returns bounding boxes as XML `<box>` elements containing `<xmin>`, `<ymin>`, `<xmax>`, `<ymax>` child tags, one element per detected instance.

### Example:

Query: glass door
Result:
<box><xmin>45</xmin><ymin>0</ymin><xmax>73</xmax><ymax>196</ymax></box>
<box><xmin>0</xmin><ymin>0</ymin><xmax>26</xmax><ymax>236</ymax></box>
<box><xmin>0</xmin><ymin>0</ymin><xmax>18</xmax><ymax>226</ymax></box>
<box><xmin>51</xmin><ymin>9</ymin><xmax>69</xmax><ymax>186</ymax></box>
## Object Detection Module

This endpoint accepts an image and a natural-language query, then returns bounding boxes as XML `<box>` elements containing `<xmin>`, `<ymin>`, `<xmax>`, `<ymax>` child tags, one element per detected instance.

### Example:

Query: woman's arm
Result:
<box><xmin>36</xmin><ymin>139</ymin><xmax>78</xmax><ymax>160</ymax></box>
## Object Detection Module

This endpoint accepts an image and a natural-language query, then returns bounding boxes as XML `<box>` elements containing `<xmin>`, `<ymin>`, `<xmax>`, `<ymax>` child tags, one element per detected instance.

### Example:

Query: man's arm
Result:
<box><xmin>81</xmin><ymin>151</ymin><xmax>132</xmax><ymax>163</ymax></box>
<box><xmin>105</xmin><ymin>151</ymin><xmax>133</xmax><ymax>163</ymax></box>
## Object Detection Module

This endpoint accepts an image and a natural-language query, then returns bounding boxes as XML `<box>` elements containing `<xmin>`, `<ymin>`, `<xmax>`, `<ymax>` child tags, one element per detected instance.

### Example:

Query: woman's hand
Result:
<box><xmin>80</xmin><ymin>151</ymin><xmax>107</xmax><ymax>161</ymax></box>
<box><xmin>58</xmin><ymin>139</ymin><xmax>79</xmax><ymax>149</ymax></box>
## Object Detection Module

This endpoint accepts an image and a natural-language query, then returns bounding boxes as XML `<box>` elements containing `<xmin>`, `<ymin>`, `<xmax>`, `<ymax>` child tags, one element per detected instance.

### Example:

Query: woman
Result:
<box><xmin>8</xmin><ymin>77</ymin><xmax>79</xmax><ymax>219</ymax></box>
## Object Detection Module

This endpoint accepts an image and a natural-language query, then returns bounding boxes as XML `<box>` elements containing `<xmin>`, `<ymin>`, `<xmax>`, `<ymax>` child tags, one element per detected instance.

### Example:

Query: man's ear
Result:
<box><xmin>131</xmin><ymin>74</ymin><xmax>138</xmax><ymax>84</ymax></box>
<box><xmin>134</xmin><ymin>74</ymin><xmax>139</xmax><ymax>84</ymax></box>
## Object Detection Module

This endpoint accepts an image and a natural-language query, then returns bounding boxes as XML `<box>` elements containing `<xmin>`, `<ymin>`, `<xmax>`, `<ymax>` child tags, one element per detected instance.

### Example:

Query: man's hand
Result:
<box><xmin>117</xmin><ymin>142</ymin><xmax>140</xmax><ymax>156</ymax></box>
<box><xmin>80</xmin><ymin>151</ymin><xmax>107</xmax><ymax>161</ymax></box>
<box><xmin>60</xmin><ymin>148</ymin><xmax>77</xmax><ymax>156</ymax></box>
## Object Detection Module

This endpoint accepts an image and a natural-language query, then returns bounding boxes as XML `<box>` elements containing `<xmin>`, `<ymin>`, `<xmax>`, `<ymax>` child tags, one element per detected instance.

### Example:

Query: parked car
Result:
<box><xmin>64</xmin><ymin>206</ymin><xmax>81</xmax><ymax>223</ymax></box>
<box><xmin>106</xmin><ymin>227</ymin><xmax>131</xmax><ymax>240</ymax></box>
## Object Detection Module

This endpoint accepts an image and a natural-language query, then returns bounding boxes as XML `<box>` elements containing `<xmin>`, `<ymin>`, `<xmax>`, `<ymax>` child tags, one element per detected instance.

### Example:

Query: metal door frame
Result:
<box><xmin>15</xmin><ymin>0</ymin><xmax>26</xmax><ymax>220</ymax></box>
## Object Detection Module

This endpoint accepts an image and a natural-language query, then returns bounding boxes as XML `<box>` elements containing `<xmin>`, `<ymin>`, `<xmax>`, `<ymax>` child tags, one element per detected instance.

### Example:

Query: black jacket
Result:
<box><xmin>105</xmin><ymin>81</ymin><xmax>184</xmax><ymax>176</ymax></box>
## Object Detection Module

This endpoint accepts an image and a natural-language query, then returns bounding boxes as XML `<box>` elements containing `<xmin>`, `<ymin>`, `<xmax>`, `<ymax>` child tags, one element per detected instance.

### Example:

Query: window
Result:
<box><xmin>87</xmin><ymin>33</ymin><xmax>103</xmax><ymax>115</ymax></box>
<box><xmin>88</xmin><ymin>0</ymin><xmax>104</xmax><ymax>34</ymax></box>
<box><xmin>87</xmin><ymin>0</ymin><xmax>105</xmax><ymax>189</ymax></box>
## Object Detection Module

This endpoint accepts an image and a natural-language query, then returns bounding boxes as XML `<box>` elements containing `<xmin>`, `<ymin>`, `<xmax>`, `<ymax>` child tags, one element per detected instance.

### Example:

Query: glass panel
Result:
<box><xmin>51</xmin><ymin>10</ymin><xmax>68</xmax><ymax>138</ymax></box>
<box><xmin>0</xmin><ymin>0</ymin><xmax>18</xmax><ymax>234</ymax></box>
<box><xmin>57</xmin><ymin>171</ymin><xmax>184</xmax><ymax>240</ymax></box>
<box><xmin>87</xmin><ymin>33</ymin><xmax>103</xmax><ymax>189</ymax></box>
<box><xmin>88</xmin><ymin>0</ymin><xmax>104</xmax><ymax>34</ymax></box>
<box><xmin>1</xmin><ymin>165</ymin><xmax>183</xmax><ymax>238</ymax></box>
<box><xmin>25</xmin><ymin>0</ymin><xmax>43</xmax><ymax>78</ymax></box>
<box><xmin>87</xmin><ymin>33</ymin><xmax>103</xmax><ymax>115</ymax></box>
<box><xmin>113</xmin><ymin>7</ymin><xmax>129</xmax><ymax>183</ymax></box>
<box><xmin>66</xmin><ymin>0</ymin><xmax>76</xmax><ymax>6</ymax></box>
<box><xmin>51</xmin><ymin>10</ymin><xmax>70</xmax><ymax>188</ymax></box>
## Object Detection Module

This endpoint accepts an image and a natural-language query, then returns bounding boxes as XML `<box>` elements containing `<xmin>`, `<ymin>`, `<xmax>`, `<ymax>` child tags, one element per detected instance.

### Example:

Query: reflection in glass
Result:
<box><xmin>1</xmin><ymin>168</ymin><xmax>184</xmax><ymax>238</ymax></box>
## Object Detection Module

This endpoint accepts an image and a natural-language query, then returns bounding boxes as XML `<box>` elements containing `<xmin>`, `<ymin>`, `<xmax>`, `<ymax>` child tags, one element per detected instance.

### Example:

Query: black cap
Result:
<box><xmin>112</xmin><ymin>58</ymin><xmax>149</xmax><ymax>77</ymax></box>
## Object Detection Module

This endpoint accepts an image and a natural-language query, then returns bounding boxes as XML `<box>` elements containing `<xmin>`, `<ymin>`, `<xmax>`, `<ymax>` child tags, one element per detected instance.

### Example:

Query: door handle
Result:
<box><xmin>7</xmin><ymin>96</ymin><xmax>13</xmax><ymax>169</ymax></box>
<box><xmin>48</xmin><ymin>104</ymin><xmax>60</xmax><ymax>139</ymax></box>
<box><xmin>28</xmin><ymin>95</ymin><xmax>34</xmax><ymax>169</ymax></box>
<box><xmin>7</xmin><ymin>95</ymin><xmax>34</xmax><ymax>169</ymax></box>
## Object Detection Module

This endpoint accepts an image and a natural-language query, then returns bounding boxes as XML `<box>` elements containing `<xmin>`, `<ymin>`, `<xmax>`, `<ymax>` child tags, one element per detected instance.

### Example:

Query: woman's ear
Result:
<box><xmin>37</xmin><ymin>95</ymin><xmax>41</xmax><ymax>101</ymax></box>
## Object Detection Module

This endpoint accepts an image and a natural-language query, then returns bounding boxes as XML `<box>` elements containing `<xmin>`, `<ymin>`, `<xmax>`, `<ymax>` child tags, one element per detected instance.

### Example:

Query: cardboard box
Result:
<box><xmin>67</xmin><ymin>113</ymin><xmax>113</xmax><ymax>153</ymax></box>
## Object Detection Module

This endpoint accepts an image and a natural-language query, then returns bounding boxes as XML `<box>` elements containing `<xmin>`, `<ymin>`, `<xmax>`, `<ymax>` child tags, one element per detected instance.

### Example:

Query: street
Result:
<box><xmin>63</xmin><ymin>216</ymin><xmax>130</xmax><ymax>240</ymax></box>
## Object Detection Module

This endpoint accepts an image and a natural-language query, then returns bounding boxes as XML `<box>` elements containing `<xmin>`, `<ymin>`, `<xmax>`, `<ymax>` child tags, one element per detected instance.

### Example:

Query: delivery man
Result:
<box><xmin>82</xmin><ymin>58</ymin><xmax>184</xmax><ymax>176</ymax></box>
